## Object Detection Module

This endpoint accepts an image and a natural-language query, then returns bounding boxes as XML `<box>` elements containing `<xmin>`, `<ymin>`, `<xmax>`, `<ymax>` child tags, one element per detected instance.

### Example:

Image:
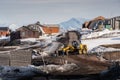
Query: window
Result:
<box><xmin>21</xmin><ymin>32</ymin><xmax>25</xmax><ymax>36</ymax></box>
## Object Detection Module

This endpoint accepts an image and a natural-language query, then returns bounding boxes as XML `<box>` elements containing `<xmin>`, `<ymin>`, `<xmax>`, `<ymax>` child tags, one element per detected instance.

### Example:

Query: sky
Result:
<box><xmin>0</xmin><ymin>0</ymin><xmax>120</xmax><ymax>26</ymax></box>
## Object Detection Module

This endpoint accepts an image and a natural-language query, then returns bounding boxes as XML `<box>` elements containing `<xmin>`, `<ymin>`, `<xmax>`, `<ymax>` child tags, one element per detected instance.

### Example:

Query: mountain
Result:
<box><xmin>59</xmin><ymin>18</ymin><xmax>89</xmax><ymax>31</ymax></box>
<box><xmin>9</xmin><ymin>24</ymin><xmax>18</xmax><ymax>31</ymax></box>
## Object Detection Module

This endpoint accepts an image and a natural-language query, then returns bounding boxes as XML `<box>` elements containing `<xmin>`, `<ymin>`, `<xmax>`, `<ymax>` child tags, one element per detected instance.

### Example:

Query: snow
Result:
<box><xmin>32</xmin><ymin>51</ymin><xmax>49</xmax><ymax>59</ymax></box>
<box><xmin>9</xmin><ymin>24</ymin><xmax>18</xmax><ymax>31</ymax></box>
<box><xmin>82</xmin><ymin>29</ymin><xmax>120</xmax><ymax>39</ymax></box>
<box><xmin>39</xmin><ymin>35</ymin><xmax>57</xmax><ymax>41</ymax></box>
<box><xmin>89</xmin><ymin>46</ymin><xmax>120</xmax><ymax>53</ymax></box>
<box><xmin>20</xmin><ymin>38</ymin><xmax>37</xmax><ymax>42</ymax></box>
<box><xmin>0</xmin><ymin>36</ymin><xmax>10</xmax><ymax>41</ymax></box>
<box><xmin>86</xmin><ymin>29</ymin><xmax>110</xmax><ymax>38</ymax></box>
<box><xmin>0</xmin><ymin>66</ymin><xmax>45</xmax><ymax>79</ymax></box>
<box><xmin>34</xmin><ymin>63</ymin><xmax>77</xmax><ymax>73</ymax></box>
<box><xmin>82</xmin><ymin>36</ymin><xmax>120</xmax><ymax>51</ymax></box>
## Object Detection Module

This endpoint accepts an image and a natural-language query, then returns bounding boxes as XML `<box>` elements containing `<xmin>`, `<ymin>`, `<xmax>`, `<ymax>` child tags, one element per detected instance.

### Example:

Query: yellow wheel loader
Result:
<box><xmin>57</xmin><ymin>30</ymin><xmax>87</xmax><ymax>56</ymax></box>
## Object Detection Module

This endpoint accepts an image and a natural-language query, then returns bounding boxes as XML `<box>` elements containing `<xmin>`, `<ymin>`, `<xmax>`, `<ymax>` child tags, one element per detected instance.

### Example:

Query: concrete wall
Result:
<box><xmin>10</xmin><ymin>50</ymin><xmax>32</xmax><ymax>66</ymax></box>
<box><xmin>0</xmin><ymin>53</ymin><xmax>10</xmax><ymax>66</ymax></box>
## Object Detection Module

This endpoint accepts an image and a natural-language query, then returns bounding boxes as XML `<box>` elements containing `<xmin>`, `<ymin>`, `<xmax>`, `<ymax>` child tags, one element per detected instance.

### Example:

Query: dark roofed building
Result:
<box><xmin>0</xmin><ymin>27</ymin><xmax>9</xmax><ymax>30</ymax></box>
<box><xmin>16</xmin><ymin>26</ymin><xmax>40</xmax><ymax>38</ymax></box>
<box><xmin>0</xmin><ymin>27</ymin><xmax>10</xmax><ymax>37</ymax></box>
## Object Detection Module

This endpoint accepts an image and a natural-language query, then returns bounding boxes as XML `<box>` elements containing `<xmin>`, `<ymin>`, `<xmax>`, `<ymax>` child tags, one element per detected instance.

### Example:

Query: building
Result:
<box><xmin>110</xmin><ymin>16</ymin><xmax>120</xmax><ymax>30</ymax></box>
<box><xmin>0</xmin><ymin>27</ymin><xmax>10</xmax><ymax>37</ymax></box>
<box><xmin>16</xmin><ymin>26</ymin><xmax>40</xmax><ymax>38</ymax></box>
<box><xmin>11</xmin><ymin>22</ymin><xmax>60</xmax><ymax>40</ymax></box>
<box><xmin>41</xmin><ymin>24</ymin><xmax>60</xmax><ymax>36</ymax></box>
<box><xmin>83</xmin><ymin>16</ymin><xmax>120</xmax><ymax>30</ymax></box>
<box><xmin>83</xmin><ymin>16</ymin><xmax>113</xmax><ymax>31</ymax></box>
<box><xmin>83</xmin><ymin>16</ymin><xmax>106</xmax><ymax>31</ymax></box>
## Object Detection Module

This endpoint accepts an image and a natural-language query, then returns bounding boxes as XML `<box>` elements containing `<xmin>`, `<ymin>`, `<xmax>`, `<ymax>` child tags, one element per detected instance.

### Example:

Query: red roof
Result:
<box><xmin>42</xmin><ymin>26</ymin><xmax>59</xmax><ymax>34</ymax></box>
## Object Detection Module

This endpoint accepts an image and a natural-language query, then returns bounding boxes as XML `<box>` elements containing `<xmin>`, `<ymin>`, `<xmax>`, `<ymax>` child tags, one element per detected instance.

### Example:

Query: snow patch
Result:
<box><xmin>0</xmin><ymin>36</ymin><xmax>10</xmax><ymax>41</ymax></box>
<box><xmin>20</xmin><ymin>38</ymin><xmax>37</xmax><ymax>42</ymax></box>
<box><xmin>89</xmin><ymin>46</ymin><xmax>120</xmax><ymax>53</ymax></box>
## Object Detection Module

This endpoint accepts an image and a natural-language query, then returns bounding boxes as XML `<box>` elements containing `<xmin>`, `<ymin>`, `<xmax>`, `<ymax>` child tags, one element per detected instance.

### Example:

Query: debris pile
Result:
<box><xmin>33</xmin><ymin>63</ymin><xmax>77</xmax><ymax>73</ymax></box>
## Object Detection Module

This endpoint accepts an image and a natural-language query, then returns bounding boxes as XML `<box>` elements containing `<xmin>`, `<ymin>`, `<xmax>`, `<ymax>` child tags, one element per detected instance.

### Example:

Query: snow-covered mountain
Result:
<box><xmin>59</xmin><ymin>18</ymin><xmax>88</xmax><ymax>31</ymax></box>
<box><xmin>9</xmin><ymin>24</ymin><xmax>19</xmax><ymax>31</ymax></box>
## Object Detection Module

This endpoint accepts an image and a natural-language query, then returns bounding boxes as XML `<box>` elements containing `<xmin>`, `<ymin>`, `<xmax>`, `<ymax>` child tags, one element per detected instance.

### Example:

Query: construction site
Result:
<box><xmin>0</xmin><ymin>25</ymin><xmax>120</xmax><ymax>80</ymax></box>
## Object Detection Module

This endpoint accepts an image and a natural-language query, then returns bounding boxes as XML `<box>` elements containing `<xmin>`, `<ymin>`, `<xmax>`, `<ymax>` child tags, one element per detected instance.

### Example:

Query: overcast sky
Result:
<box><xmin>0</xmin><ymin>0</ymin><xmax>120</xmax><ymax>26</ymax></box>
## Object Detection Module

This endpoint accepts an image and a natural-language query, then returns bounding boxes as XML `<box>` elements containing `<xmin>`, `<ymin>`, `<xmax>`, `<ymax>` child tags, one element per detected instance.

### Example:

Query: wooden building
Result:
<box><xmin>0</xmin><ymin>27</ymin><xmax>10</xmax><ymax>37</ymax></box>
<box><xmin>16</xmin><ymin>26</ymin><xmax>40</xmax><ymax>38</ymax></box>
<box><xmin>10</xmin><ymin>22</ymin><xmax>60</xmax><ymax>41</ymax></box>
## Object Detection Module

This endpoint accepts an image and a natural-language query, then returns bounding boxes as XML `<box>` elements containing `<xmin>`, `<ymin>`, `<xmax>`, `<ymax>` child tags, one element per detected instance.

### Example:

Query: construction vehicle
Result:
<box><xmin>56</xmin><ymin>30</ymin><xmax>87</xmax><ymax>56</ymax></box>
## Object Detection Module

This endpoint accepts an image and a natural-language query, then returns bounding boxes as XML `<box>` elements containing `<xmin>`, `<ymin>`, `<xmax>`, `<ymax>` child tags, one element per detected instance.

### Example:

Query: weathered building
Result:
<box><xmin>83</xmin><ymin>16</ymin><xmax>120</xmax><ymax>30</ymax></box>
<box><xmin>110</xmin><ymin>16</ymin><xmax>120</xmax><ymax>30</ymax></box>
<box><xmin>83</xmin><ymin>16</ymin><xmax>106</xmax><ymax>31</ymax></box>
<box><xmin>10</xmin><ymin>22</ymin><xmax>60</xmax><ymax>41</ymax></box>
<box><xmin>41</xmin><ymin>24</ymin><xmax>60</xmax><ymax>36</ymax></box>
<box><xmin>83</xmin><ymin>16</ymin><xmax>114</xmax><ymax>31</ymax></box>
<box><xmin>0</xmin><ymin>27</ymin><xmax>10</xmax><ymax>37</ymax></box>
<box><xmin>16</xmin><ymin>26</ymin><xmax>40</xmax><ymax>38</ymax></box>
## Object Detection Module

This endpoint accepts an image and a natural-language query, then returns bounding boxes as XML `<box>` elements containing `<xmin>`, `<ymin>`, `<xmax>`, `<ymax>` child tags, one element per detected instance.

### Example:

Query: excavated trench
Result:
<box><xmin>101</xmin><ymin>44</ymin><xmax>120</xmax><ymax>61</ymax></box>
<box><xmin>32</xmin><ymin>44</ymin><xmax>120</xmax><ymax>76</ymax></box>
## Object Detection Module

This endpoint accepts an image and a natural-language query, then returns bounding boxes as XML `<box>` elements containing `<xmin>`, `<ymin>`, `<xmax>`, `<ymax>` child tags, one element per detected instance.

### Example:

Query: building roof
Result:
<box><xmin>41</xmin><ymin>24</ymin><xmax>60</xmax><ymax>34</ymax></box>
<box><xmin>42</xmin><ymin>26</ymin><xmax>59</xmax><ymax>34</ymax></box>
<box><xmin>84</xmin><ymin>21</ymin><xmax>90</xmax><ymax>28</ymax></box>
<box><xmin>17</xmin><ymin>26</ymin><xmax>39</xmax><ymax>32</ymax></box>
<box><xmin>0</xmin><ymin>27</ymin><xmax>9</xmax><ymax>31</ymax></box>
<box><xmin>43</xmin><ymin>24</ymin><xmax>59</xmax><ymax>27</ymax></box>
<box><xmin>93</xmin><ymin>16</ymin><xmax>105</xmax><ymax>21</ymax></box>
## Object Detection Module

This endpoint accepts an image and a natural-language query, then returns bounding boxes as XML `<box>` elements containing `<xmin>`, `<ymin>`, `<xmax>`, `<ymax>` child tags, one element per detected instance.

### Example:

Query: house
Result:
<box><xmin>22</xmin><ymin>23</ymin><xmax>60</xmax><ymax>36</ymax></box>
<box><xmin>16</xmin><ymin>26</ymin><xmax>40</xmax><ymax>39</ymax></box>
<box><xmin>83</xmin><ymin>16</ymin><xmax>113</xmax><ymax>31</ymax></box>
<box><xmin>0</xmin><ymin>27</ymin><xmax>10</xmax><ymax>37</ymax></box>
<box><xmin>41</xmin><ymin>24</ymin><xmax>60</xmax><ymax>36</ymax></box>
<box><xmin>11</xmin><ymin>22</ymin><xmax>60</xmax><ymax>41</ymax></box>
